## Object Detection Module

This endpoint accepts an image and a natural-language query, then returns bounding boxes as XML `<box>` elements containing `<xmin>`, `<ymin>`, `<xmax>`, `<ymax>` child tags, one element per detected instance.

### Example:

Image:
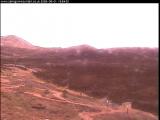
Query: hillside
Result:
<box><xmin>1</xmin><ymin>65</ymin><xmax>158</xmax><ymax>120</ymax></box>
<box><xmin>1</xmin><ymin>35</ymin><xmax>158</xmax><ymax>119</ymax></box>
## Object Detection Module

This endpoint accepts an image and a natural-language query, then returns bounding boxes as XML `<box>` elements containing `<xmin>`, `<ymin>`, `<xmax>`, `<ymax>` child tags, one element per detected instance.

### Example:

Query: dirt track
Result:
<box><xmin>23</xmin><ymin>90</ymin><xmax>123</xmax><ymax>120</ymax></box>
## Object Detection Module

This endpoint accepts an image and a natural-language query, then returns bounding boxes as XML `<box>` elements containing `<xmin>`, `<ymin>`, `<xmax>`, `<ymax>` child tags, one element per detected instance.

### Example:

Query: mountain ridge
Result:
<box><xmin>1</xmin><ymin>35</ymin><xmax>158</xmax><ymax>50</ymax></box>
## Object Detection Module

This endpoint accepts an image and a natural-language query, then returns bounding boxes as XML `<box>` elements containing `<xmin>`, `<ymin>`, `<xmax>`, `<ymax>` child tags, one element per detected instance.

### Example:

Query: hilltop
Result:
<box><xmin>1</xmin><ymin>35</ymin><xmax>37</xmax><ymax>49</ymax></box>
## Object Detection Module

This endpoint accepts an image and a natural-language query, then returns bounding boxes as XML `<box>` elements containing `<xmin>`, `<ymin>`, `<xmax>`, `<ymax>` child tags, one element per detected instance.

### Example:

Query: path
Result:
<box><xmin>23</xmin><ymin>89</ymin><xmax>124</xmax><ymax>120</ymax></box>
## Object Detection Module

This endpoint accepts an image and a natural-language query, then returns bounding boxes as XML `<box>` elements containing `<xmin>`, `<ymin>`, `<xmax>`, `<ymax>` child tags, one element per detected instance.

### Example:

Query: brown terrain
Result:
<box><xmin>1</xmin><ymin>35</ymin><xmax>158</xmax><ymax>120</ymax></box>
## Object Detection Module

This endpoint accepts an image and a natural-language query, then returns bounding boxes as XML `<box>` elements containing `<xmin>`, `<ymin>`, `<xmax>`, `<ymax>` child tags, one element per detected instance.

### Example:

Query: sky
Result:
<box><xmin>1</xmin><ymin>4</ymin><xmax>158</xmax><ymax>48</ymax></box>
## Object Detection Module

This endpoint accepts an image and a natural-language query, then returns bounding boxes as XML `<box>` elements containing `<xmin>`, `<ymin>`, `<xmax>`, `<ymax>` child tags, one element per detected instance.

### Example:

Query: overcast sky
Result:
<box><xmin>1</xmin><ymin>4</ymin><xmax>158</xmax><ymax>48</ymax></box>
